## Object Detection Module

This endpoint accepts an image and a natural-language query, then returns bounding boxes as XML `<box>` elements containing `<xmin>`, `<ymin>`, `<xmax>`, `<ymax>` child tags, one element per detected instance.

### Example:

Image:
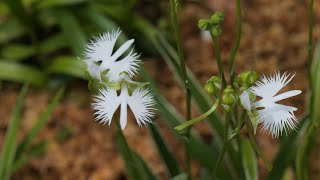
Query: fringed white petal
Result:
<box><xmin>240</xmin><ymin>90</ymin><xmax>251</xmax><ymax>111</ymax></box>
<box><xmin>84</xmin><ymin>30</ymin><xmax>121</xmax><ymax>62</ymax></box>
<box><xmin>258</xmin><ymin>104</ymin><xmax>298</xmax><ymax>138</ymax></box>
<box><xmin>251</xmin><ymin>71</ymin><xmax>295</xmax><ymax>98</ymax></box>
<box><xmin>127</xmin><ymin>88</ymin><xmax>156</xmax><ymax>127</ymax></box>
<box><xmin>104</xmin><ymin>50</ymin><xmax>140</xmax><ymax>81</ymax></box>
<box><xmin>92</xmin><ymin>88</ymin><xmax>121</xmax><ymax>125</ymax></box>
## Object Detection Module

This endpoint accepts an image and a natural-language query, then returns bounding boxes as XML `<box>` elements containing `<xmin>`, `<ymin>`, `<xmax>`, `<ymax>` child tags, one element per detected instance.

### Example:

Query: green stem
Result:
<box><xmin>169</xmin><ymin>1</ymin><xmax>192</xmax><ymax>179</ymax></box>
<box><xmin>175</xmin><ymin>99</ymin><xmax>220</xmax><ymax>131</ymax></box>
<box><xmin>229</xmin><ymin>0</ymin><xmax>242</xmax><ymax>82</ymax></box>
<box><xmin>211</xmin><ymin>36</ymin><xmax>226</xmax><ymax>86</ymax></box>
<box><xmin>212</xmin><ymin>112</ymin><xmax>231</xmax><ymax>180</ymax></box>
<box><xmin>228</xmin><ymin>111</ymin><xmax>246</xmax><ymax>141</ymax></box>
<box><xmin>246</xmin><ymin>121</ymin><xmax>272</xmax><ymax>171</ymax></box>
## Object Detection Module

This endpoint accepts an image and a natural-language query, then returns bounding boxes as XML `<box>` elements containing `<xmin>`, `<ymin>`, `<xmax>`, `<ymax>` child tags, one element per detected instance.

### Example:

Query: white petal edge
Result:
<box><xmin>240</xmin><ymin>90</ymin><xmax>251</xmax><ymax>112</ymax></box>
<box><xmin>92</xmin><ymin>88</ymin><xmax>121</xmax><ymax>125</ymax></box>
<box><xmin>127</xmin><ymin>88</ymin><xmax>156</xmax><ymax>127</ymax></box>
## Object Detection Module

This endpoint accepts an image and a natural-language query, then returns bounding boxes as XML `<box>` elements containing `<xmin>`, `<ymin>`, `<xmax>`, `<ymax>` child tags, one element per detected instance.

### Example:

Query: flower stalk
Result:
<box><xmin>169</xmin><ymin>0</ymin><xmax>192</xmax><ymax>179</ymax></box>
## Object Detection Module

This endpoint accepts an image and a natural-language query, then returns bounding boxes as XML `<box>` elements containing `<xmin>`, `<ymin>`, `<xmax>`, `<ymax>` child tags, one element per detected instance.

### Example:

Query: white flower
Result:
<box><xmin>240</xmin><ymin>71</ymin><xmax>302</xmax><ymax>137</ymax></box>
<box><xmin>84</xmin><ymin>29</ymin><xmax>140</xmax><ymax>81</ymax></box>
<box><xmin>92</xmin><ymin>84</ymin><xmax>156</xmax><ymax>130</ymax></box>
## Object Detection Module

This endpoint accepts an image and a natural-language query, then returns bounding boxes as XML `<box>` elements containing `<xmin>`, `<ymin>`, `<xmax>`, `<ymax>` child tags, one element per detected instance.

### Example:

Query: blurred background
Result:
<box><xmin>0</xmin><ymin>0</ymin><xmax>320</xmax><ymax>179</ymax></box>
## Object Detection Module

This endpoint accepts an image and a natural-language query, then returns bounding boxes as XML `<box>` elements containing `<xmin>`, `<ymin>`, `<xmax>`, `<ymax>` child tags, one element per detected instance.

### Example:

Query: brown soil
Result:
<box><xmin>1</xmin><ymin>0</ymin><xmax>320</xmax><ymax>179</ymax></box>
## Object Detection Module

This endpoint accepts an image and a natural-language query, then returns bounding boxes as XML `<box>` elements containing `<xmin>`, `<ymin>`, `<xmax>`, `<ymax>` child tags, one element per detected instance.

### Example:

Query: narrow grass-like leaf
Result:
<box><xmin>267</xmin><ymin>116</ymin><xmax>308</xmax><ymax>180</ymax></box>
<box><xmin>149</xmin><ymin>124</ymin><xmax>181</xmax><ymax>177</ymax></box>
<box><xmin>39</xmin><ymin>33</ymin><xmax>68</xmax><ymax>55</ymax></box>
<box><xmin>0</xmin><ymin>61</ymin><xmax>46</xmax><ymax>86</ymax></box>
<box><xmin>0</xmin><ymin>84</ymin><xmax>28</xmax><ymax>180</ymax></box>
<box><xmin>116</xmin><ymin>122</ymin><xmax>151</xmax><ymax>180</ymax></box>
<box><xmin>0</xmin><ymin>19</ymin><xmax>25</xmax><ymax>44</ymax></box>
<box><xmin>1</xmin><ymin>44</ymin><xmax>35</xmax><ymax>61</ymax></box>
<box><xmin>14</xmin><ymin>87</ymin><xmax>65</xmax><ymax>162</ymax></box>
<box><xmin>45</xmin><ymin>56</ymin><xmax>86</xmax><ymax>78</ymax></box>
<box><xmin>170</xmin><ymin>173</ymin><xmax>188</xmax><ymax>180</ymax></box>
<box><xmin>36</xmin><ymin>0</ymin><xmax>86</xmax><ymax>9</ymax></box>
<box><xmin>133</xmin><ymin>152</ymin><xmax>158</xmax><ymax>180</ymax></box>
<box><xmin>55</xmin><ymin>10</ymin><xmax>86</xmax><ymax>56</ymax></box>
<box><xmin>241</xmin><ymin>138</ymin><xmax>258</xmax><ymax>180</ymax></box>
<box><xmin>311</xmin><ymin>42</ymin><xmax>320</xmax><ymax>127</ymax></box>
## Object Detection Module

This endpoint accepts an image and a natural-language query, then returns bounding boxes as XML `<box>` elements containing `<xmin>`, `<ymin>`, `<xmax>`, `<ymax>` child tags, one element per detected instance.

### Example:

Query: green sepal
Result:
<box><xmin>248</xmin><ymin>109</ymin><xmax>259</xmax><ymax>134</ymax></box>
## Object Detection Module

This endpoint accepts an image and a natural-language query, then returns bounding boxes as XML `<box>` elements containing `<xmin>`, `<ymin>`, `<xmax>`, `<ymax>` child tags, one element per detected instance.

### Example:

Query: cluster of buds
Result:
<box><xmin>198</xmin><ymin>12</ymin><xmax>224</xmax><ymax>37</ymax></box>
<box><xmin>83</xmin><ymin>29</ymin><xmax>155</xmax><ymax>130</ymax></box>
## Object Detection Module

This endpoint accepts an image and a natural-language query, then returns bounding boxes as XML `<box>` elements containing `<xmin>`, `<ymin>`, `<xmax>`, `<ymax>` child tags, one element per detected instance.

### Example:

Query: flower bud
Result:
<box><xmin>210</xmin><ymin>12</ymin><xmax>224</xmax><ymax>25</ymax></box>
<box><xmin>239</xmin><ymin>71</ymin><xmax>258</xmax><ymax>86</ymax></box>
<box><xmin>204</xmin><ymin>82</ymin><xmax>215</xmax><ymax>94</ymax></box>
<box><xmin>222</xmin><ymin>85</ymin><xmax>236</xmax><ymax>105</ymax></box>
<box><xmin>210</xmin><ymin>26</ymin><xmax>222</xmax><ymax>37</ymax></box>
<box><xmin>208</xmin><ymin>76</ymin><xmax>222</xmax><ymax>90</ymax></box>
<box><xmin>198</xmin><ymin>19</ymin><xmax>210</xmax><ymax>30</ymax></box>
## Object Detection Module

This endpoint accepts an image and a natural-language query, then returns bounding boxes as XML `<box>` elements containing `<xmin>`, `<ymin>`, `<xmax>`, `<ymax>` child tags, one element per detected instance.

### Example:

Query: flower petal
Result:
<box><xmin>240</xmin><ymin>90</ymin><xmax>251</xmax><ymax>111</ymax></box>
<box><xmin>127</xmin><ymin>88</ymin><xmax>156</xmax><ymax>127</ymax></box>
<box><xmin>105</xmin><ymin>50</ymin><xmax>140</xmax><ymax>81</ymax></box>
<box><xmin>258</xmin><ymin>104</ymin><xmax>298</xmax><ymax>137</ymax></box>
<box><xmin>251</xmin><ymin>71</ymin><xmax>295</xmax><ymax>98</ymax></box>
<box><xmin>92</xmin><ymin>88</ymin><xmax>121</xmax><ymax>125</ymax></box>
<box><xmin>84</xmin><ymin>30</ymin><xmax>121</xmax><ymax>62</ymax></box>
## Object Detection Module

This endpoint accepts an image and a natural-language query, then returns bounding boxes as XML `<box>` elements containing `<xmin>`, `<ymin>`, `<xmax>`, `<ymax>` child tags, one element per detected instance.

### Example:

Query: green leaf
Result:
<box><xmin>267</xmin><ymin>116</ymin><xmax>308</xmax><ymax>180</ymax></box>
<box><xmin>0</xmin><ymin>84</ymin><xmax>28</xmax><ymax>180</ymax></box>
<box><xmin>1</xmin><ymin>44</ymin><xmax>35</xmax><ymax>61</ymax></box>
<box><xmin>116</xmin><ymin>124</ymin><xmax>151</xmax><ymax>180</ymax></box>
<box><xmin>14</xmin><ymin>87</ymin><xmax>64</xmax><ymax>162</ymax></box>
<box><xmin>36</xmin><ymin>0</ymin><xmax>86</xmax><ymax>9</ymax></box>
<box><xmin>149</xmin><ymin>124</ymin><xmax>181</xmax><ymax>177</ymax></box>
<box><xmin>45</xmin><ymin>56</ymin><xmax>86</xmax><ymax>78</ymax></box>
<box><xmin>55</xmin><ymin>10</ymin><xmax>86</xmax><ymax>56</ymax></box>
<box><xmin>170</xmin><ymin>173</ymin><xmax>188</xmax><ymax>180</ymax></box>
<box><xmin>241</xmin><ymin>138</ymin><xmax>258</xmax><ymax>180</ymax></box>
<box><xmin>133</xmin><ymin>152</ymin><xmax>158</xmax><ymax>180</ymax></box>
<box><xmin>0</xmin><ymin>19</ymin><xmax>25</xmax><ymax>44</ymax></box>
<box><xmin>311</xmin><ymin>42</ymin><xmax>320</xmax><ymax>127</ymax></box>
<box><xmin>39</xmin><ymin>33</ymin><xmax>68</xmax><ymax>55</ymax></box>
<box><xmin>0</xmin><ymin>61</ymin><xmax>46</xmax><ymax>86</ymax></box>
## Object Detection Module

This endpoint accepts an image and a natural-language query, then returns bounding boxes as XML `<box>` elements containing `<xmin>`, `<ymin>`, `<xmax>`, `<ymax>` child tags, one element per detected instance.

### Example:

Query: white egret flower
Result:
<box><xmin>92</xmin><ymin>85</ymin><xmax>156</xmax><ymax>130</ymax></box>
<box><xmin>84</xmin><ymin>29</ymin><xmax>140</xmax><ymax>81</ymax></box>
<box><xmin>240</xmin><ymin>72</ymin><xmax>302</xmax><ymax>137</ymax></box>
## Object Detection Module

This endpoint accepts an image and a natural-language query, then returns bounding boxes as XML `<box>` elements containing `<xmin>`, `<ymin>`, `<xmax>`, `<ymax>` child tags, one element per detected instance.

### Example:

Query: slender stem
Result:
<box><xmin>169</xmin><ymin>1</ymin><xmax>192</xmax><ymax>179</ymax></box>
<box><xmin>211</xmin><ymin>36</ymin><xmax>226</xmax><ymax>86</ymax></box>
<box><xmin>175</xmin><ymin>99</ymin><xmax>220</xmax><ymax>130</ymax></box>
<box><xmin>228</xmin><ymin>111</ymin><xmax>246</xmax><ymax>141</ymax></box>
<box><xmin>246</xmin><ymin>121</ymin><xmax>273</xmax><ymax>171</ymax></box>
<box><xmin>212</xmin><ymin>112</ymin><xmax>231</xmax><ymax>180</ymax></box>
<box><xmin>229</xmin><ymin>0</ymin><xmax>242</xmax><ymax>83</ymax></box>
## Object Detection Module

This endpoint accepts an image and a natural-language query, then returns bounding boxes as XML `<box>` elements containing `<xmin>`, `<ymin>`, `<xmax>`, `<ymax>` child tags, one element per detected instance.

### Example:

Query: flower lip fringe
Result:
<box><xmin>83</xmin><ymin>29</ymin><xmax>156</xmax><ymax>130</ymax></box>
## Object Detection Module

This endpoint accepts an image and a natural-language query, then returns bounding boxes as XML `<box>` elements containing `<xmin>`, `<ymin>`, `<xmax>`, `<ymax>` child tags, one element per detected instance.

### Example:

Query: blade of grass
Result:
<box><xmin>45</xmin><ymin>56</ymin><xmax>86</xmax><ymax>78</ymax></box>
<box><xmin>36</xmin><ymin>0</ymin><xmax>86</xmax><ymax>9</ymax></box>
<box><xmin>55</xmin><ymin>10</ymin><xmax>86</xmax><ymax>56</ymax></box>
<box><xmin>133</xmin><ymin>152</ymin><xmax>159</xmax><ymax>180</ymax></box>
<box><xmin>0</xmin><ymin>84</ymin><xmax>28</xmax><ymax>180</ymax></box>
<box><xmin>0</xmin><ymin>61</ymin><xmax>46</xmax><ymax>86</ymax></box>
<box><xmin>149</xmin><ymin>124</ymin><xmax>181</xmax><ymax>177</ymax></box>
<box><xmin>1</xmin><ymin>44</ymin><xmax>35</xmax><ymax>61</ymax></box>
<box><xmin>0</xmin><ymin>19</ymin><xmax>25</xmax><ymax>44</ymax></box>
<box><xmin>241</xmin><ymin>138</ymin><xmax>258</xmax><ymax>180</ymax></box>
<box><xmin>14</xmin><ymin>87</ymin><xmax>65</xmax><ymax>162</ymax></box>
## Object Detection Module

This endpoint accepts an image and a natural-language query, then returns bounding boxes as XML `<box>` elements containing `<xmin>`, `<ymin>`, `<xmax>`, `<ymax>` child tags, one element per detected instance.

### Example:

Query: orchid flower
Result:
<box><xmin>240</xmin><ymin>71</ymin><xmax>302</xmax><ymax>137</ymax></box>
<box><xmin>92</xmin><ymin>81</ymin><xmax>156</xmax><ymax>130</ymax></box>
<box><xmin>84</xmin><ymin>29</ymin><xmax>140</xmax><ymax>82</ymax></box>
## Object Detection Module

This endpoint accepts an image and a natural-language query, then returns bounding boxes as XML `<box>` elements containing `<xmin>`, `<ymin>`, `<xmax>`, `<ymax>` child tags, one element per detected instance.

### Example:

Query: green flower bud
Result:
<box><xmin>208</xmin><ymin>76</ymin><xmax>222</xmax><ymax>90</ymax></box>
<box><xmin>239</xmin><ymin>71</ymin><xmax>258</xmax><ymax>86</ymax></box>
<box><xmin>204</xmin><ymin>82</ymin><xmax>215</xmax><ymax>94</ymax></box>
<box><xmin>210</xmin><ymin>25</ymin><xmax>222</xmax><ymax>37</ymax></box>
<box><xmin>198</xmin><ymin>19</ymin><xmax>210</xmax><ymax>30</ymax></box>
<box><xmin>210</xmin><ymin>12</ymin><xmax>224</xmax><ymax>25</ymax></box>
<box><xmin>222</xmin><ymin>85</ymin><xmax>236</xmax><ymax>105</ymax></box>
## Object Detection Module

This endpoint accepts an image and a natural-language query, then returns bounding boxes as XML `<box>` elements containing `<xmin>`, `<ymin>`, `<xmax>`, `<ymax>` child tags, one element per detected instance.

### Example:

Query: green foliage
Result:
<box><xmin>0</xmin><ymin>86</ymin><xmax>64</xmax><ymax>180</ymax></box>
